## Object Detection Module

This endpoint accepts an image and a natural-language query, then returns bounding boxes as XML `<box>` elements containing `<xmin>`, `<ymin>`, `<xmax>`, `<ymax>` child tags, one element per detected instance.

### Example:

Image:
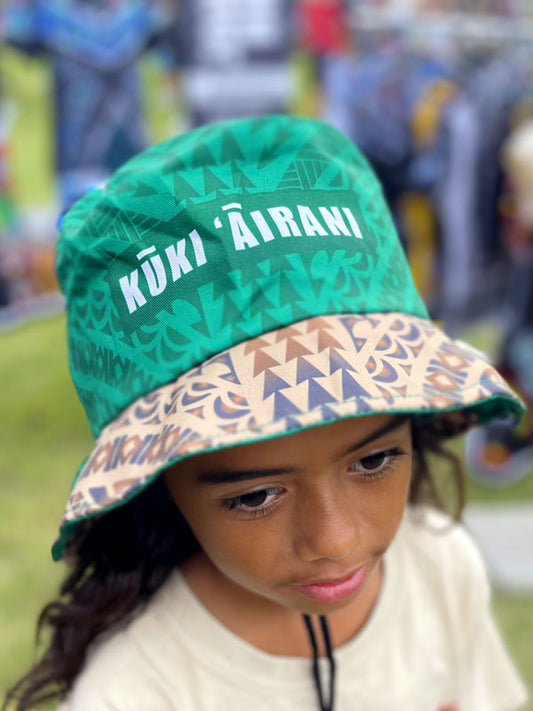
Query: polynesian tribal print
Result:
<box><xmin>58</xmin><ymin>116</ymin><xmax>427</xmax><ymax>437</ymax></box>
<box><xmin>54</xmin><ymin>115</ymin><xmax>524</xmax><ymax>556</ymax></box>
<box><xmin>62</xmin><ymin>313</ymin><xmax>513</xmax><ymax>528</ymax></box>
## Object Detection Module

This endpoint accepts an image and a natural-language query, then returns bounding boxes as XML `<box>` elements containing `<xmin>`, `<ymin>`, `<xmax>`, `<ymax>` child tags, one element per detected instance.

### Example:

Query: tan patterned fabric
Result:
<box><xmin>62</xmin><ymin>313</ymin><xmax>521</xmax><ymax>527</ymax></box>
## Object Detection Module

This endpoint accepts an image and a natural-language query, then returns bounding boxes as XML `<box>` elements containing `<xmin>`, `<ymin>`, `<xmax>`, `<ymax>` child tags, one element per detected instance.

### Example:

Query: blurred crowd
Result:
<box><xmin>0</xmin><ymin>0</ymin><xmax>532</xmax><ymax>478</ymax></box>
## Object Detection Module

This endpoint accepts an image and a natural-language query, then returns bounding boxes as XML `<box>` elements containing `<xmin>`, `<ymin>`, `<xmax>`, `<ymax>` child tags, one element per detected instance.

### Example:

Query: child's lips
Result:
<box><xmin>291</xmin><ymin>566</ymin><xmax>368</xmax><ymax>603</ymax></box>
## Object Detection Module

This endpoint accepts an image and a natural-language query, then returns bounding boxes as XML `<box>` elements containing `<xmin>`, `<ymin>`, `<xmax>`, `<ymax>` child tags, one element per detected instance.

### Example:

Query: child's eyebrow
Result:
<box><xmin>337</xmin><ymin>416</ymin><xmax>409</xmax><ymax>459</ymax></box>
<box><xmin>196</xmin><ymin>417</ymin><xmax>409</xmax><ymax>486</ymax></box>
<box><xmin>197</xmin><ymin>467</ymin><xmax>295</xmax><ymax>485</ymax></box>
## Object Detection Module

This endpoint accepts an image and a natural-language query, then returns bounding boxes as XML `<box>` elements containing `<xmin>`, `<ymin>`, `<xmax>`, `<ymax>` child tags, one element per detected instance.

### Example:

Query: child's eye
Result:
<box><xmin>220</xmin><ymin>487</ymin><xmax>283</xmax><ymax>514</ymax></box>
<box><xmin>347</xmin><ymin>447</ymin><xmax>405</xmax><ymax>479</ymax></box>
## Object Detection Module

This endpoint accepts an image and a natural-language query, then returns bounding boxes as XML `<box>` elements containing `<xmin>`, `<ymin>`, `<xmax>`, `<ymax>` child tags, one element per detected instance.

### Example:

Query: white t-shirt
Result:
<box><xmin>59</xmin><ymin>507</ymin><xmax>528</xmax><ymax>711</ymax></box>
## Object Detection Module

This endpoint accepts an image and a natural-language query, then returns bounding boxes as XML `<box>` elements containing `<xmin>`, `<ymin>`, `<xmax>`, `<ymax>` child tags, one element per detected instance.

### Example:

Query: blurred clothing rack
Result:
<box><xmin>350</xmin><ymin>7</ymin><xmax>533</xmax><ymax>46</ymax></box>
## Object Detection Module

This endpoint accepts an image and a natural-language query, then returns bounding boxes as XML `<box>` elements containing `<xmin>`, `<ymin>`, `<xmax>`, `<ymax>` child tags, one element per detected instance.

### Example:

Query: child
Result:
<box><xmin>4</xmin><ymin>115</ymin><xmax>528</xmax><ymax>711</ymax></box>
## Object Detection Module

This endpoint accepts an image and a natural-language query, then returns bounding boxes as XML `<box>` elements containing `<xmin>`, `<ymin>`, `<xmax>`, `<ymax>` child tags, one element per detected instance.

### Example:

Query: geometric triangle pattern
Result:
<box><xmin>58</xmin><ymin>114</ymin><xmax>432</xmax><ymax>440</ymax></box>
<box><xmin>60</xmin><ymin>312</ymin><xmax>523</xmax><ymax>528</ymax></box>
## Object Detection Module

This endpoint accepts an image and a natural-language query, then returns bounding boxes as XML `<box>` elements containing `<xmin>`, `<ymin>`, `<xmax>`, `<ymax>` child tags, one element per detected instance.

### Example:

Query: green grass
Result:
<box><xmin>1</xmin><ymin>315</ymin><xmax>532</xmax><ymax>708</ymax></box>
<box><xmin>0</xmin><ymin>315</ymin><xmax>92</xmax><ymax>699</ymax></box>
<box><xmin>493</xmin><ymin>593</ymin><xmax>533</xmax><ymax>707</ymax></box>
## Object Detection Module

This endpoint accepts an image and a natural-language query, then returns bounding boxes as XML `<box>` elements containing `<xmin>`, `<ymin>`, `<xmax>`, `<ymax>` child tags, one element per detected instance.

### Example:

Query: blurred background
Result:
<box><xmin>0</xmin><ymin>0</ymin><xmax>532</xmax><ymax>706</ymax></box>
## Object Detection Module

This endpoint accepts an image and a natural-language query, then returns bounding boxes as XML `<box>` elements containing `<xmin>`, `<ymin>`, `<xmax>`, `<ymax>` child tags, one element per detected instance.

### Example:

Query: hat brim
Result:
<box><xmin>55</xmin><ymin>312</ymin><xmax>523</xmax><ymax>554</ymax></box>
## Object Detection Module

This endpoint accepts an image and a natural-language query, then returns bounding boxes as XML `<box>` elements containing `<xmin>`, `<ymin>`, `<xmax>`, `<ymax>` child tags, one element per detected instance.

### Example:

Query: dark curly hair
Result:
<box><xmin>3</xmin><ymin>415</ymin><xmax>467</xmax><ymax>711</ymax></box>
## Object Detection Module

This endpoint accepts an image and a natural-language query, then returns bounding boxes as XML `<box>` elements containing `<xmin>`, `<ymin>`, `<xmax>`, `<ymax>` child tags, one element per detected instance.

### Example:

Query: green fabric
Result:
<box><xmin>57</xmin><ymin>115</ymin><xmax>428</xmax><ymax>436</ymax></box>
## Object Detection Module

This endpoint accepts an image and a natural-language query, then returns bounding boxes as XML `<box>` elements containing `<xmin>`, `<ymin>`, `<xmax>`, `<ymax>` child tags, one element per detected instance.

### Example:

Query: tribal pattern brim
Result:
<box><xmin>54</xmin><ymin>312</ymin><xmax>523</xmax><ymax>555</ymax></box>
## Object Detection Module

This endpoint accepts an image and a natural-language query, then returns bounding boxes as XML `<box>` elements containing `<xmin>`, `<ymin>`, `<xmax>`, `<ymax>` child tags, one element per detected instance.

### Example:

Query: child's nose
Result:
<box><xmin>292</xmin><ymin>490</ymin><xmax>360</xmax><ymax>562</ymax></box>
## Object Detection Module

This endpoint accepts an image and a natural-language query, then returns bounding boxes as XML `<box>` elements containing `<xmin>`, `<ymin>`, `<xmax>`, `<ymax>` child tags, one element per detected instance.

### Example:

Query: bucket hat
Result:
<box><xmin>53</xmin><ymin>115</ymin><xmax>523</xmax><ymax>559</ymax></box>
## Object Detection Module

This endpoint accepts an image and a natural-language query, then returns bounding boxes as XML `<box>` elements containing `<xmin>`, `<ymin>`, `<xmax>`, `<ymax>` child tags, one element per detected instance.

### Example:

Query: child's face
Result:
<box><xmin>165</xmin><ymin>415</ymin><xmax>412</xmax><ymax>616</ymax></box>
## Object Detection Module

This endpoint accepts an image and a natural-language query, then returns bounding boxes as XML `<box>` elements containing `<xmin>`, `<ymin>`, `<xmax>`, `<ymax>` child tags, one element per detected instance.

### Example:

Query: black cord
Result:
<box><xmin>303</xmin><ymin>615</ymin><xmax>323</xmax><ymax>710</ymax></box>
<box><xmin>302</xmin><ymin>614</ymin><xmax>336</xmax><ymax>711</ymax></box>
<box><xmin>320</xmin><ymin>615</ymin><xmax>336</xmax><ymax>711</ymax></box>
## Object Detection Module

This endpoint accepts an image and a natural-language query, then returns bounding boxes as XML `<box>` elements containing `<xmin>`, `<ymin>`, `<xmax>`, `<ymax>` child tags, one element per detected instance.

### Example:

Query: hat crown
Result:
<box><xmin>57</xmin><ymin>115</ymin><xmax>427</xmax><ymax>436</ymax></box>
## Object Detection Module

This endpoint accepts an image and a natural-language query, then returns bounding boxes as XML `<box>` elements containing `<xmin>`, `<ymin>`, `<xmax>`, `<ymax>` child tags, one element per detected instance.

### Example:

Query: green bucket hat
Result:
<box><xmin>53</xmin><ymin>114</ymin><xmax>523</xmax><ymax>559</ymax></box>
